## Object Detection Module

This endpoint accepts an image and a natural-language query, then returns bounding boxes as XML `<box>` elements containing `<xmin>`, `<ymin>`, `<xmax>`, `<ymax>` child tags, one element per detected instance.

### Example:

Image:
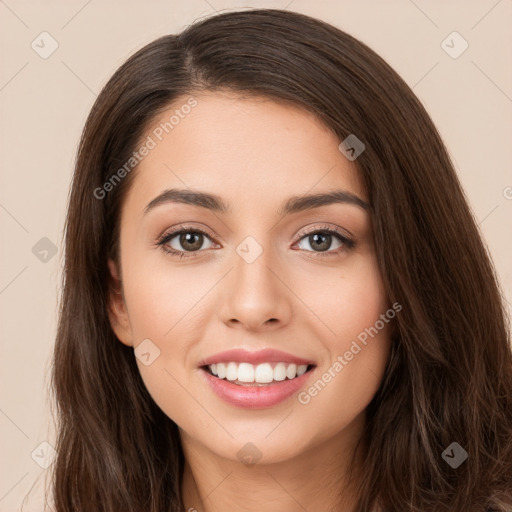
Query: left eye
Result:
<box><xmin>295</xmin><ymin>231</ymin><xmax>348</xmax><ymax>253</ymax></box>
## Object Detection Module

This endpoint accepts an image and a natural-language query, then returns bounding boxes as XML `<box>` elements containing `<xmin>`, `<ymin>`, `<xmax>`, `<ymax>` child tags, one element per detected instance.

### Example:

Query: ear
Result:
<box><xmin>107</xmin><ymin>258</ymin><xmax>134</xmax><ymax>347</ymax></box>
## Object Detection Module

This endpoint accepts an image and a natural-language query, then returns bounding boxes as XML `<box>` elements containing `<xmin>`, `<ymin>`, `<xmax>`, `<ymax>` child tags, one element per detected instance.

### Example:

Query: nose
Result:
<box><xmin>218</xmin><ymin>239</ymin><xmax>293</xmax><ymax>332</ymax></box>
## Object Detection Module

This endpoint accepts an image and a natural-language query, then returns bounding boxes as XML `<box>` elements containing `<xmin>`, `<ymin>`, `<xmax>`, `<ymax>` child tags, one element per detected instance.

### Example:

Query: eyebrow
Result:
<box><xmin>143</xmin><ymin>188</ymin><xmax>369</xmax><ymax>217</ymax></box>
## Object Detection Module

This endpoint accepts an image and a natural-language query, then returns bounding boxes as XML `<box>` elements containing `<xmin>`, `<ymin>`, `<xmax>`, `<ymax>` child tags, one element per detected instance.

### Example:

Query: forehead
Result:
<box><xmin>123</xmin><ymin>91</ymin><xmax>366</xmax><ymax>213</ymax></box>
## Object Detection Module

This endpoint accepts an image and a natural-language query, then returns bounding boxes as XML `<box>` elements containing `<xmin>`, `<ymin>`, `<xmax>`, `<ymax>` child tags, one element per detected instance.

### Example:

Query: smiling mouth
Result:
<box><xmin>201</xmin><ymin>362</ymin><xmax>316</xmax><ymax>386</ymax></box>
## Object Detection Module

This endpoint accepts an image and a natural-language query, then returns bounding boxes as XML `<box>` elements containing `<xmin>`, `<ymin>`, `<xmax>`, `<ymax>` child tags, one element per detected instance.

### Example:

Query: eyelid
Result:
<box><xmin>293</xmin><ymin>223</ymin><xmax>353</xmax><ymax>244</ymax></box>
<box><xmin>156</xmin><ymin>223</ymin><xmax>221</xmax><ymax>245</ymax></box>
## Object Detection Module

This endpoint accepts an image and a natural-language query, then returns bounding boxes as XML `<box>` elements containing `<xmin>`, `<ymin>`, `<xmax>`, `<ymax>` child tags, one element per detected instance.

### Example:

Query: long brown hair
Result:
<box><xmin>51</xmin><ymin>8</ymin><xmax>512</xmax><ymax>511</ymax></box>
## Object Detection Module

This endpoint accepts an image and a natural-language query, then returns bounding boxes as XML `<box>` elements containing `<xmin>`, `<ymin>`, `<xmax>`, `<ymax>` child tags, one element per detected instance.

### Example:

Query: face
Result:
<box><xmin>108</xmin><ymin>90</ymin><xmax>393</xmax><ymax>465</ymax></box>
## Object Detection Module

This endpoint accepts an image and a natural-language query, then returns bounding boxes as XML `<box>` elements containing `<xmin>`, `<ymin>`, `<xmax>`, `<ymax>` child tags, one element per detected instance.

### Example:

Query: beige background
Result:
<box><xmin>1</xmin><ymin>1</ymin><xmax>511</xmax><ymax>510</ymax></box>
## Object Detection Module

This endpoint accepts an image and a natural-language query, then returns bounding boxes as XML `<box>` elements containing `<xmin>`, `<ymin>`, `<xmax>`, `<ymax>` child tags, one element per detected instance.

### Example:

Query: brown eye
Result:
<box><xmin>296</xmin><ymin>230</ymin><xmax>352</xmax><ymax>254</ymax></box>
<box><xmin>306</xmin><ymin>232</ymin><xmax>333</xmax><ymax>252</ymax></box>
<box><xmin>159</xmin><ymin>229</ymin><xmax>215</xmax><ymax>254</ymax></box>
<box><xmin>177</xmin><ymin>232</ymin><xmax>204</xmax><ymax>252</ymax></box>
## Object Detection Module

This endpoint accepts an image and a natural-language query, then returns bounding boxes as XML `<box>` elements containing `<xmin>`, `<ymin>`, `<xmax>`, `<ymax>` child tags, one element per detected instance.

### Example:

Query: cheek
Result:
<box><xmin>338</xmin><ymin>258</ymin><xmax>390</xmax><ymax>343</ymax></box>
<box><xmin>293</xmin><ymin>253</ymin><xmax>392</xmax><ymax>414</ymax></box>
<box><xmin>296</xmin><ymin>251</ymin><xmax>390</xmax><ymax>349</ymax></box>
<box><xmin>121</xmin><ymin>248</ymin><xmax>212</xmax><ymax>341</ymax></box>
<box><xmin>121</xmin><ymin>265</ymin><xmax>201</xmax><ymax>426</ymax></box>
<box><xmin>119</xmin><ymin>252</ymin><xmax>215</xmax><ymax>417</ymax></box>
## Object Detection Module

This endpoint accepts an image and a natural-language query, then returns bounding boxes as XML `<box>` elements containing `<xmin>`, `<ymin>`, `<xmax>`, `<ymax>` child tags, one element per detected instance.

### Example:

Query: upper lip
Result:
<box><xmin>198</xmin><ymin>348</ymin><xmax>316</xmax><ymax>367</ymax></box>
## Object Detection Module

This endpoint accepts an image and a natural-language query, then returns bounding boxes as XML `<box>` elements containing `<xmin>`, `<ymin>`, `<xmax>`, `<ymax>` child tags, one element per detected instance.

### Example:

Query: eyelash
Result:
<box><xmin>156</xmin><ymin>223</ymin><xmax>356</xmax><ymax>260</ymax></box>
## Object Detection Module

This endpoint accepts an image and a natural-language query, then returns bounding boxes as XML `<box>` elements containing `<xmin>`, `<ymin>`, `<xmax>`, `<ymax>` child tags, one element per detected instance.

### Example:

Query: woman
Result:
<box><xmin>51</xmin><ymin>8</ymin><xmax>512</xmax><ymax>512</ymax></box>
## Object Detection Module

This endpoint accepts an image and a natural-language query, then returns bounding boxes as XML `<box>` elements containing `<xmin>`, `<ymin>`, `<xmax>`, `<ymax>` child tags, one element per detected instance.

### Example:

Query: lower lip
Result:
<box><xmin>199</xmin><ymin>366</ymin><xmax>316</xmax><ymax>409</ymax></box>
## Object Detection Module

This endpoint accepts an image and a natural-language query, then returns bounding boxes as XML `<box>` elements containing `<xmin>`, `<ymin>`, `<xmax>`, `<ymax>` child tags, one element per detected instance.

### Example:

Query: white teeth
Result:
<box><xmin>226</xmin><ymin>362</ymin><xmax>238</xmax><ymax>381</ymax></box>
<box><xmin>207</xmin><ymin>361</ymin><xmax>311</xmax><ymax>383</ymax></box>
<box><xmin>273</xmin><ymin>363</ymin><xmax>286</xmax><ymax>381</ymax></box>
<box><xmin>216</xmin><ymin>363</ymin><xmax>226</xmax><ymax>379</ymax></box>
<box><xmin>255</xmin><ymin>363</ymin><xmax>274</xmax><ymax>383</ymax></box>
<box><xmin>238</xmin><ymin>362</ymin><xmax>255</xmax><ymax>382</ymax></box>
<box><xmin>286</xmin><ymin>364</ymin><xmax>297</xmax><ymax>379</ymax></box>
<box><xmin>297</xmin><ymin>364</ymin><xmax>308</xmax><ymax>376</ymax></box>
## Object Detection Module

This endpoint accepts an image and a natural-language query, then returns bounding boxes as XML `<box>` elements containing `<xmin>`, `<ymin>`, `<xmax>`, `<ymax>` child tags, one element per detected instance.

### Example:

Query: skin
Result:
<box><xmin>107</xmin><ymin>90</ymin><xmax>393</xmax><ymax>512</ymax></box>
